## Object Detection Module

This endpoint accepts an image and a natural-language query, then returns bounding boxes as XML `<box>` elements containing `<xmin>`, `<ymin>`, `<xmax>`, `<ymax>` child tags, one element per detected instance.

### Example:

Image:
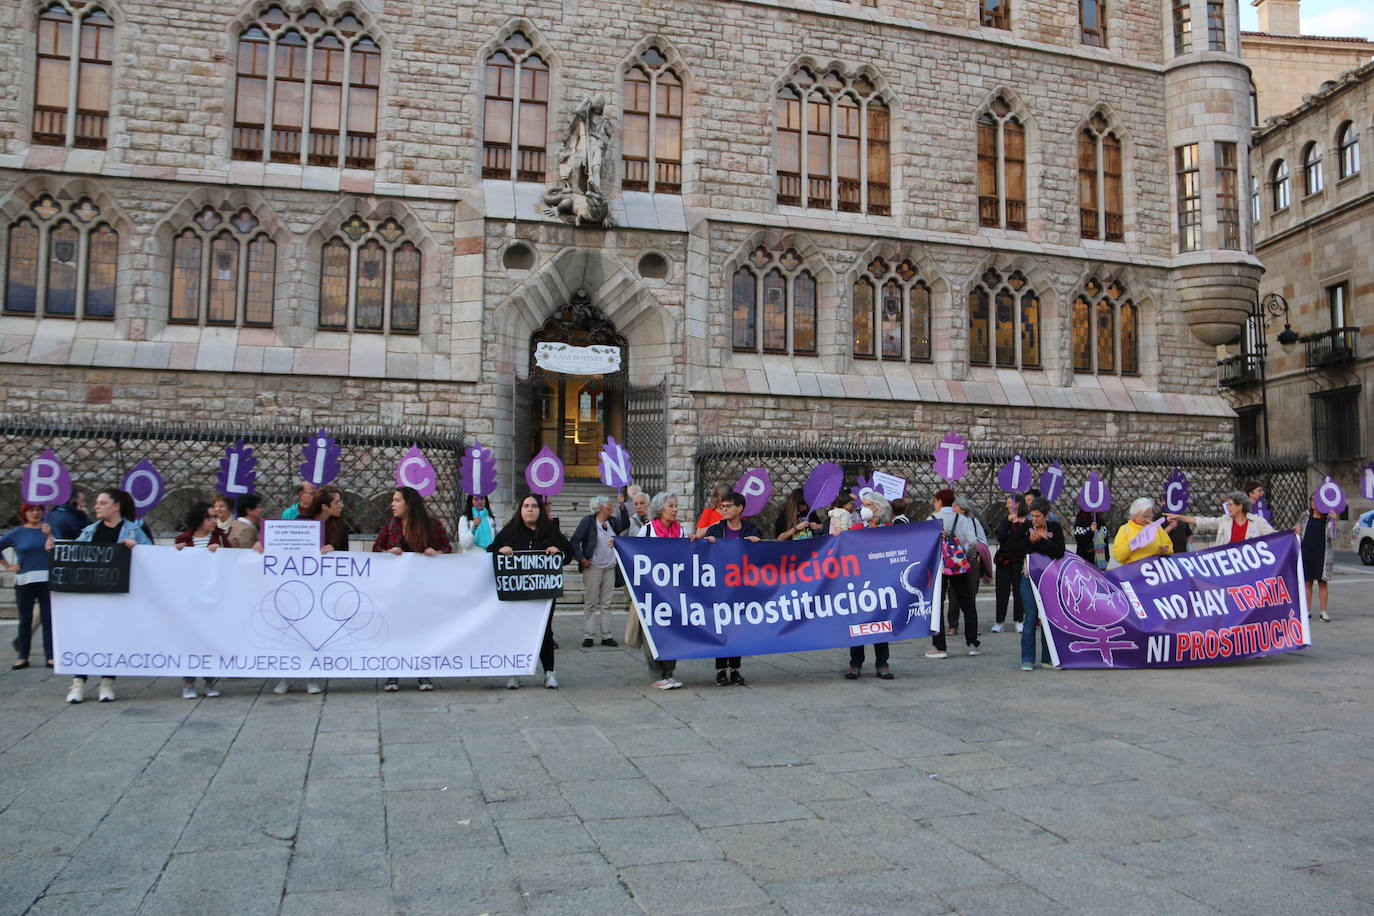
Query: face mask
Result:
<box><xmin>860</xmin><ymin>506</ymin><xmax>875</xmax><ymax>521</ymax></box>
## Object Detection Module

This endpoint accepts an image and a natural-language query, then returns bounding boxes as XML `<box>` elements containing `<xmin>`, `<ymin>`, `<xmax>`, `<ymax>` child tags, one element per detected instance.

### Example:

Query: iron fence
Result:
<box><xmin>695</xmin><ymin>438</ymin><xmax>1310</xmax><ymax>540</ymax></box>
<box><xmin>0</xmin><ymin>418</ymin><xmax>466</xmax><ymax>541</ymax></box>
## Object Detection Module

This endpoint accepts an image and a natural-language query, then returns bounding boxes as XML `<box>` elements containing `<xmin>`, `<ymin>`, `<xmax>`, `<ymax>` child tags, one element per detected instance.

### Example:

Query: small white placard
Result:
<box><xmin>870</xmin><ymin>471</ymin><xmax>907</xmax><ymax>502</ymax></box>
<box><xmin>534</xmin><ymin>342</ymin><xmax>622</xmax><ymax>376</ymax></box>
<box><xmin>261</xmin><ymin>519</ymin><xmax>323</xmax><ymax>556</ymax></box>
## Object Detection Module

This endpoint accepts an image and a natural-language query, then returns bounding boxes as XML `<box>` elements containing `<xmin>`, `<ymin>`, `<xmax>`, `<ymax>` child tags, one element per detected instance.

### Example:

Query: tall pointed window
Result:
<box><xmin>774</xmin><ymin>68</ymin><xmax>889</xmax><ymax>216</ymax></box>
<box><xmin>968</xmin><ymin>268</ymin><xmax>1039</xmax><ymax>369</ymax></box>
<box><xmin>33</xmin><ymin>3</ymin><xmax>113</xmax><ymax>149</ymax></box>
<box><xmin>4</xmin><ymin>193</ymin><xmax>117</xmax><ymax>318</ymax></box>
<box><xmin>1080</xmin><ymin>0</ymin><xmax>1107</xmax><ymax>46</ymax></box>
<box><xmin>1215</xmin><ymin>141</ymin><xmax>1239</xmax><ymax>249</ymax></box>
<box><xmin>232</xmin><ymin>7</ymin><xmax>379</xmax><ymax>169</ymax></box>
<box><xmin>318</xmin><ymin>215</ymin><xmax>420</xmax><ymax>333</ymax></box>
<box><xmin>981</xmin><ymin>0</ymin><xmax>1010</xmax><ymax>29</ymax></box>
<box><xmin>731</xmin><ymin>247</ymin><xmax>817</xmax><ymax>355</ymax></box>
<box><xmin>168</xmin><ymin>207</ymin><xmax>276</xmax><ymax>327</ymax></box>
<box><xmin>622</xmin><ymin>47</ymin><xmax>682</xmax><ymax>194</ymax></box>
<box><xmin>1337</xmin><ymin>121</ymin><xmax>1360</xmax><ymax>179</ymax></box>
<box><xmin>977</xmin><ymin>95</ymin><xmax>1026</xmax><ymax>231</ymax></box>
<box><xmin>483</xmin><ymin>32</ymin><xmax>548</xmax><ymax>182</ymax></box>
<box><xmin>853</xmin><ymin>257</ymin><xmax>931</xmax><ymax>362</ymax></box>
<box><xmin>1079</xmin><ymin>113</ymin><xmax>1123</xmax><ymax>241</ymax></box>
<box><xmin>1072</xmin><ymin>278</ymin><xmax>1138</xmax><ymax>376</ymax></box>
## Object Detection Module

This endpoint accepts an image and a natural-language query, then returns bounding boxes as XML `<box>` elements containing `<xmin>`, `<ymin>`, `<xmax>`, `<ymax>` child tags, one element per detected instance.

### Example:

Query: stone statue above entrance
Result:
<box><xmin>541</xmin><ymin>94</ymin><xmax>614</xmax><ymax>227</ymax></box>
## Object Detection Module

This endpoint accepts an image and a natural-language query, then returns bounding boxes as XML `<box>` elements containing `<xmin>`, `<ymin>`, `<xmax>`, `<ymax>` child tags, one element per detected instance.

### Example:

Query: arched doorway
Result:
<box><xmin>528</xmin><ymin>290</ymin><xmax>628</xmax><ymax>478</ymax></box>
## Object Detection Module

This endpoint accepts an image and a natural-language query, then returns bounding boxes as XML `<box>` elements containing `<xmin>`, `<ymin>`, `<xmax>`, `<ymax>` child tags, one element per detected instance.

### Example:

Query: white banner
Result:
<box><xmin>53</xmin><ymin>547</ymin><xmax>550</xmax><ymax>678</ymax></box>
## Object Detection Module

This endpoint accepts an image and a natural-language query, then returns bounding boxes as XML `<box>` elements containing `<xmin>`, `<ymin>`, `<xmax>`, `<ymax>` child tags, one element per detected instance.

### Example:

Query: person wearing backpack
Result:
<box><xmin>925</xmin><ymin>488</ymin><xmax>984</xmax><ymax>660</ymax></box>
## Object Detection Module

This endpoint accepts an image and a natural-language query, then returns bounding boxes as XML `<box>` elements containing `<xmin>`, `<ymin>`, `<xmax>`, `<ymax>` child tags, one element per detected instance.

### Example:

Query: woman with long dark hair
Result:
<box><xmin>174</xmin><ymin>501</ymin><xmax>227</xmax><ymax>698</ymax></box>
<box><xmin>373</xmin><ymin>486</ymin><xmax>451</xmax><ymax>691</ymax></box>
<box><xmin>302</xmin><ymin>485</ymin><xmax>349</xmax><ymax>552</ymax></box>
<box><xmin>50</xmin><ymin>487</ymin><xmax>151</xmax><ymax>703</ymax></box>
<box><xmin>490</xmin><ymin>494</ymin><xmax>572</xmax><ymax>689</ymax></box>
<box><xmin>2</xmin><ymin>503</ymin><xmax>52</xmax><ymax>669</ymax></box>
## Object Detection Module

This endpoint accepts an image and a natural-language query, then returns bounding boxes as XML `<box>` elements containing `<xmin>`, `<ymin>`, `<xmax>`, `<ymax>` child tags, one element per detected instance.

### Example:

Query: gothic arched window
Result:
<box><xmin>977</xmin><ymin>96</ymin><xmax>1026</xmax><ymax>231</ymax></box>
<box><xmin>232</xmin><ymin>7</ymin><xmax>379</xmax><ymax>168</ymax></box>
<box><xmin>1336</xmin><ymin>121</ymin><xmax>1360</xmax><ymax>179</ymax></box>
<box><xmin>1271</xmin><ymin>159</ymin><xmax>1290</xmax><ymax>211</ymax></box>
<box><xmin>968</xmin><ymin>268</ymin><xmax>1038</xmax><ymax>369</ymax></box>
<box><xmin>853</xmin><ymin>257</ymin><xmax>930</xmax><ymax>362</ymax></box>
<box><xmin>774</xmin><ymin>68</ymin><xmax>889</xmax><ymax>216</ymax></box>
<box><xmin>731</xmin><ymin>247</ymin><xmax>817</xmax><ymax>355</ymax></box>
<box><xmin>483</xmin><ymin>32</ymin><xmax>548</xmax><ymax>182</ymax></box>
<box><xmin>168</xmin><ymin>206</ymin><xmax>276</xmax><ymax>326</ymax></box>
<box><xmin>318</xmin><ymin>215</ymin><xmax>420</xmax><ymax>333</ymax></box>
<box><xmin>622</xmin><ymin>47</ymin><xmax>682</xmax><ymax>194</ymax></box>
<box><xmin>1078</xmin><ymin>113</ymin><xmax>1123</xmax><ymax>241</ymax></box>
<box><xmin>33</xmin><ymin>3</ymin><xmax>113</xmax><ymax>148</ymax></box>
<box><xmin>1302</xmin><ymin>141</ymin><xmax>1324</xmax><ymax>195</ymax></box>
<box><xmin>4</xmin><ymin>193</ymin><xmax>116</xmax><ymax>318</ymax></box>
<box><xmin>1072</xmin><ymin>277</ymin><xmax>1138</xmax><ymax>376</ymax></box>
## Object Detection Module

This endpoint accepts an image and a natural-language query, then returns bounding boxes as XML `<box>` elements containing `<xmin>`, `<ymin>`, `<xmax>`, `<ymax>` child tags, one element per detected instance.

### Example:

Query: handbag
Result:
<box><xmin>939</xmin><ymin>518</ymin><xmax>972</xmax><ymax>576</ymax></box>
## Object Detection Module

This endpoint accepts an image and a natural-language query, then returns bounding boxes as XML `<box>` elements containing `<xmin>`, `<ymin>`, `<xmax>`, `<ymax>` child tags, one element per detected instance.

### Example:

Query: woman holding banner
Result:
<box><xmin>1295</xmin><ymin>497</ymin><xmax>1338</xmax><ymax>622</ymax></box>
<box><xmin>53</xmin><ymin>487</ymin><xmax>152</xmax><ymax>703</ymax></box>
<box><xmin>1007</xmin><ymin>499</ymin><xmax>1066</xmax><ymax>670</ymax></box>
<box><xmin>704</xmin><ymin>491</ymin><xmax>760</xmax><ymax>685</ymax></box>
<box><xmin>633</xmin><ymin>492</ymin><xmax>687</xmax><ymax>689</ymax></box>
<box><xmin>303</xmin><ymin>486</ymin><xmax>349</xmax><ymax>552</ymax></box>
<box><xmin>1112</xmin><ymin>498</ymin><xmax>1174</xmax><ymax>566</ymax></box>
<box><xmin>373</xmin><ymin>487</ymin><xmax>451</xmax><ymax>692</ymax></box>
<box><xmin>846</xmin><ymin>493</ymin><xmax>894</xmax><ymax>680</ymax></box>
<box><xmin>492</xmin><ymin>495</ymin><xmax>572</xmax><ymax>689</ymax></box>
<box><xmin>174</xmin><ymin>502</ymin><xmax>226</xmax><ymax>698</ymax></box>
<box><xmin>775</xmin><ymin>488</ymin><xmax>820</xmax><ymax>541</ymax></box>
<box><xmin>1166</xmin><ymin>491</ymin><xmax>1274</xmax><ymax>548</ymax></box>
<box><xmin>458</xmin><ymin>494</ymin><xmax>497</xmax><ymax>553</ymax></box>
<box><xmin>3</xmin><ymin>503</ymin><xmax>52</xmax><ymax>669</ymax></box>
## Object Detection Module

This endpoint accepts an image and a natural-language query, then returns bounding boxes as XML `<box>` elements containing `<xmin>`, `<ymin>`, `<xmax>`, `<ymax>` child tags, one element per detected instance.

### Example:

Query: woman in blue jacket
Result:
<box><xmin>2</xmin><ymin>502</ymin><xmax>53</xmax><ymax>668</ymax></box>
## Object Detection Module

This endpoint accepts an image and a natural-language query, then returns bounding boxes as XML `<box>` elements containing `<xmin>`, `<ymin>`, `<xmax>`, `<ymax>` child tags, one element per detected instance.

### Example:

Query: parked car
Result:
<box><xmin>1355</xmin><ymin>510</ymin><xmax>1374</xmax><ymax>566</ymax></box>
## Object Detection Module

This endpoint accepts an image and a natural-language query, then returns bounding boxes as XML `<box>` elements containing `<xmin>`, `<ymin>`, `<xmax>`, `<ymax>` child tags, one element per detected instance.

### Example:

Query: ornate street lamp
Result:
<box><xmin>1250</xmin><ymin>292</ymin><xmax>1297</xmax><ymax>454</ymax></box>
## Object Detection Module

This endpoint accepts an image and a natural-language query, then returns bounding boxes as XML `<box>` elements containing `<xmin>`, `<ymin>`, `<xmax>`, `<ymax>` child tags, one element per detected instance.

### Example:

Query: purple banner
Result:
<box><xmin>1027</xmin><ymin>531</ymin><xmax>1309</xmax><ymax>668</ymax></box>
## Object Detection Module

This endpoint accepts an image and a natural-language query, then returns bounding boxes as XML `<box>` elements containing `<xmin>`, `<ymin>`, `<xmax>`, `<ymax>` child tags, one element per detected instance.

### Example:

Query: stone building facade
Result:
<box><xmin>0</xmin><ymin>0</ymin><xmax>1263</xmax><ymax>514</ymax></box>
<box><xmin>1240</xmin><ymin>59</ymin><xmax>1373</xmax><ymax>516</ymax></box>
<box><xmin>1242</xmin><ymin>0</ymin><xmax>1373</xmax><ymax>122</ymax></box>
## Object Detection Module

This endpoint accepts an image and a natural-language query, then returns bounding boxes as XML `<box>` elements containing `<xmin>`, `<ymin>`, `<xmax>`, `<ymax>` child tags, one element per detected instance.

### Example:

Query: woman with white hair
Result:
<box><xmin>631</xmin><ymin>492</ymin><xmax>688</xmax><ymax>689</ymax></box>
<box><xmin>1166</xmin><ymin>491</ymin><xmax>1275</xmax><ymax>547</ymax></box>
<box><xmin>1111</xmin><ymin>497</ymin><xmax>1175</xmax><ymax>565</ymax></box>
<box><xmin>571</xmin><ymin>493</ymin><xmax>623</xmax><ymax>648</ymax></box>
<box><xmin>845</xmin><ymin>492</ymin><xmax>896</xmax><ymax>679</ymax></box>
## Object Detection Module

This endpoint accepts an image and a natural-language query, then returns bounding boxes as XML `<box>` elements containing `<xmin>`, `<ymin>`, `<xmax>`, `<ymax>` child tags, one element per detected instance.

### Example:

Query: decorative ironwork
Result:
<box><xmin>0</xmin><ymin>418</ymin><xmax>465</xmax><ymax>541</ymax></box>
<box><xmin>1218</xmin><ymin>353</ymin><xmax>1261</xmax><ymax>388</ymax></box>
<box><xmin>1303</xmin><ymin>326</ymin><xmax>1357</xmax><ymax>368</ymax></box>
<box><xmin>695</xmin><ymin>439</ymin><xmax>1310</xmax><ymax>539</ymax></box>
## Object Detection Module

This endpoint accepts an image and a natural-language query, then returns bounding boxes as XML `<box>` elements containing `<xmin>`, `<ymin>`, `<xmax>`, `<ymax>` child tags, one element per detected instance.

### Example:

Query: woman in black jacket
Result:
<box><xmin>490</xmin><ymin>494</ymin><xmax>572</xmax><ymax>689</ymax></box>
<box><xmin>1003</xmin><ymin>499</ymin><xmax>1065</xmax><ymax>671</ymax></box>
<box><xmin>992</xmin><ymin>495</ymin><xmax>1028</xmax><ymax>633</ymax></box>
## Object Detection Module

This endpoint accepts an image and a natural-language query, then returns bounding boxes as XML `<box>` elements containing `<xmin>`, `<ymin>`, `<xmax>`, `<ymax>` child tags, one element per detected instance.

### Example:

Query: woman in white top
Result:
<box><xmin>634</xmin><ymin>492</ymin><xmax>689</xmax><ymax>689</ymax></box>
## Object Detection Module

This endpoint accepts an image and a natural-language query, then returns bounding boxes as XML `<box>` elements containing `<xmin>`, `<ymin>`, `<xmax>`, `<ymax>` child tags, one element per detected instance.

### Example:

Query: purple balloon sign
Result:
<box><xmin>121</xmin><ymin>459</ymin><xmax>165</xmax><ymax>519</ymax></box>
<box><xmin>850</xmin><ymin>473</ymin><xmax>877</xmax><ymax>503</ymax></box>
<box><xmin>1314</xmin><ymin>477</ymin><xmax>1347</xmax><ymax>515</ymax></box>
<box><xmin>933</xmin><ymin>430</ymin><xmax>969</xmax><ymax>482</ymax></box>
<box><xmin>1039</xmin><ymin>461</ymin><xmax>1066</xmax><ymax>503</ymax></box>
<box><xmin>525</xmin><ymin>445</ymin><xmax>566</xmax><ymax>497</ymax></box>
<box><xmin>1077</xmin><ymin>471</ymin><xmax>1112</xmax><ymax>513</ymax></box>
<box><xmin>396</xmin><ymin>446</ymin><xmax>438</xmax><ymax>498</ymax></box>
<box><xmin>217</xmin><ymin>439</ymin><xmax>257</xmax><ymax>497</ymax></box>
<box><xmin>997</xmin><ymin>454</ymin><xmax>1032</xmax><ymax>493</ymax></box>
<box><xmin>300</xmin><ymin>429</ymin><xmax>342</xmax><ymax>486</ymax></box>
<box><xmin>734</xmin><ymin>468</ymin><xmax>773</xmax><ymax>517</ymax></box>
<box><xmin>460</xmin><ymin>440</ymin><xmax>498</xmax><ymax>497</ymax></box>
<box><xmin>1362</xmin><ymin>462</ymin><xmax>1374</xmax><ymax>502</ymax></box>
<box><xmin>1252</xmin><ymin>497</ymin><xmax>1272</xmax><ymax>523</ymax></box>
<box><xmin>1162</xmin><ymin>469</ymin><xmax>1190</xmax><ymax>514</ymax></box>
<box><xmin>22</xmin><ymin>449</ymin><xmax>71</xmax><ymax>507</ymax></box>
<box><xmin>803</xmin><ymin>462</ymin><xmax>843</xmax><ymax>511</ymax></box>
<box><xmin>599</xmin><ymin>436</ymin><xmax>633</xmax><ymax>488</ymax></box>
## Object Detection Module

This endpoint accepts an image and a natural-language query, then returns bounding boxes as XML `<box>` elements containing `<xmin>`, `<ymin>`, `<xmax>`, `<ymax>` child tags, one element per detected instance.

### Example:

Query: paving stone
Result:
<box><xmin>279</xmin><ymin>888</ymin><xmax>395</xmax><ymax>916</ymax></box>
<box><xmin>585</xmin><ymin>815</ymin><xmax>724</xmax><ymax>867</ymax></box>
<box><xmin>764</xmin><ymin>869</ymin><xmax>950</xmax><ymax>915</ymax></box>
<box><xmin>140</xmin><ymin>847</ymin><xmax>290</xmax><ymax>916</ymax></box>
<box><xmin>618</xmin><ymin>859</ymin><xmax>771</xmax><ymax>915</ymax></box>
<box><xmin>559</xmin><ymin>777</ymin><xmax>677</xmax><ymax>820</ymax></box>
<box><xmin>707</xmin><ymin>818</ymin><xmax>889</xmax><ymax>883</ymax></box>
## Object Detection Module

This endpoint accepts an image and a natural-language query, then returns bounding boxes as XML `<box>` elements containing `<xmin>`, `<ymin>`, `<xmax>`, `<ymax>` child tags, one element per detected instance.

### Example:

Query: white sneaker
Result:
<box><xmin>544</xmin><ymin>671</ymin><xmax>559</xmax><ymax>689</ymax></box>
<box><xmin>203</xmin><ymin>680</ymin><xmax>220</xmax><ymax>698</ymax></box>
<box><xmin>505</xmin><ymin>677</ymin><xmax>520</xmax><ymax>689</ymax></box>
<box><xmin>306</xmin><ymin>681</ymin><xmax>322</xmax><ymax>694</ymax></box>
<box><xmin>97</xmin><ymin>677</ymin><xmax>115</xmax><ymax>702</ymax></box>
<box><xmin>650</xmin><ymin>679</ymin><xmax>675</xmax><ymax>690</ymax></box>
<box><xmin>968</xmin><ymin>648</ymin><xmax>982</xmax><ymax>657</ymax></box>
<box><xmin>924</xmin><ymin>649</ymin><xmax>948</xmax><ymax>659</ymax></box>
<box><xmin>667</xmin><ymin>679</ymin><xmax>683</xmax><ymax>689</ymax></box>
<box><xmin>1015</xmin><ymin>622</ymin><xmax>1024</xmax><ymax>633</ymax></box>
<box><xmin>990</xmin><ymin>623</ymin><xmax>1005</xmax><ymax>633</ymax></box>
<box><xmin>181</xmin><ymin>685</ymin><xmax>198</xmax><ymax>699</ymax></box>
<box><xmin>66</xmin><ymin>678</ymin><xmax>84</xmax><ymax>704</ymax></box>
<box><xmin>272</xmin><ymin>679</ymin><xmax>289</xmax><ymax>695</ymax></box>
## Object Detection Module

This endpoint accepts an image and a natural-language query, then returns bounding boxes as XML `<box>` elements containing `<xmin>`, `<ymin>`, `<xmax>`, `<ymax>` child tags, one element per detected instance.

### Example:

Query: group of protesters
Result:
<box><xmin>2</xmin><ymin>472</ymin><xmax>1342</xmax><ymax>701</ymax></box>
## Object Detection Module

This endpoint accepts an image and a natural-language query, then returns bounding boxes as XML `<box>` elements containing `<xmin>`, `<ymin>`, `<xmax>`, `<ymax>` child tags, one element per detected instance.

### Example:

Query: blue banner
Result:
<box><xmin>614</xmin><ymin>523</ymin><xmax>944</xmax><ymax>660</ymax></box>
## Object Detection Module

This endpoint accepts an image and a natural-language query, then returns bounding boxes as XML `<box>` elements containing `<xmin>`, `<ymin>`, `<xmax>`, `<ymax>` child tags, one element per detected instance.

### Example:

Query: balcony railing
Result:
<box><xmin>1303</xmin><ymin>326</ymin><xmax>1358</xmax><ymax>367</ymax></box>
<box><xmin>1218</xmin><ymin>353</ymin><xmax>1261</xmax><ymax>388</ymax></box>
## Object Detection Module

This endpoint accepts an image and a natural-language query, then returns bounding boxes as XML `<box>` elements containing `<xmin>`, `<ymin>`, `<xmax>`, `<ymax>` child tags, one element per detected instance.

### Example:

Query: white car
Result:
<box><xmin>1355</xmin><ymin>510</ymin><xmax>1374</xmax><ymax>566</ymax></box>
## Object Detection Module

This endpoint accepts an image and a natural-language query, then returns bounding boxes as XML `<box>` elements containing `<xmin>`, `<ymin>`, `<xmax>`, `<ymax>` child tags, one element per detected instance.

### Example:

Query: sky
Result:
<box><xmin>1240</xmin><ymin>2</ymin><xmax>1374</xmax><ymax>39</ymax></box>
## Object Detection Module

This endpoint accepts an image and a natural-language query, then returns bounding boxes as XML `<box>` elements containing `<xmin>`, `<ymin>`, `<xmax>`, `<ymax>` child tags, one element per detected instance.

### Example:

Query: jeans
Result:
<box><xmin>994</xmin><ymin>563</ymin><xmax>1025</xmax><ymax>624</ymax></box>
<box><xmin>849</xmin><ymin>643</ymin><xmax>890</xmax><ymax>668</ymax></box>
<box><xmin>644</xmin><ymin>640</ymin><xmax>675</xmax><ymax>679</ymax></box>
<box><xmin>14</xmin><ymin>582</ymin><xmax>52</xmax><ymax>661</ymax></box>
<box><xmin>932</xmin><ymin>570</ymin><xmax>979</xmax><ymax>651</ymax></box>
<box><xmin>581</xmin><ymin>565</ymin><xmax>617</xmax><ymax>638</ymax></box>
<box><xmin>1019</xmin><ymin>575</ymin><xmax>1051</xmax><ymax>665</ymax></box>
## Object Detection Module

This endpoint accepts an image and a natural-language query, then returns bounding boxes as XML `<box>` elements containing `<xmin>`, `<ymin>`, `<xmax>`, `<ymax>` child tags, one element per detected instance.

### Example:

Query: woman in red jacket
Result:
<box><xmin>373</xmin><ymin>487</ymin><xmax>451</xmax><ymax>691</ymax></box>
